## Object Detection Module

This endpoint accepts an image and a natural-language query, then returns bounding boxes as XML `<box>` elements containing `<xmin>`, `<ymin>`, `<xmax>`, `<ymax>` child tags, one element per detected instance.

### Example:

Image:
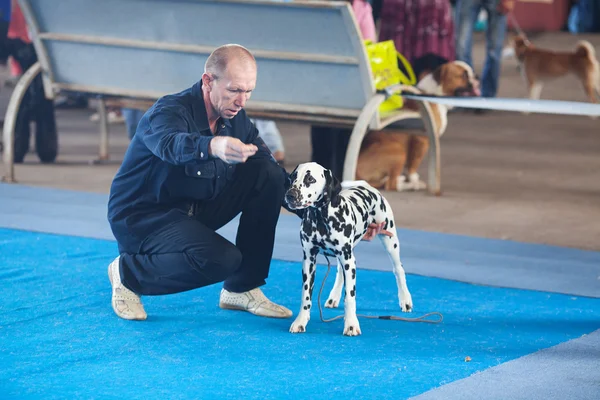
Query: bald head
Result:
<box><xmin>201</xmin><ymin>44</ymin><xmax>257</xmax><ymax>121</ymax></box>
<box><xmin>204</xmin><ymin>44</ymin><xmax>256</xmax><ymax>80</ymax></box>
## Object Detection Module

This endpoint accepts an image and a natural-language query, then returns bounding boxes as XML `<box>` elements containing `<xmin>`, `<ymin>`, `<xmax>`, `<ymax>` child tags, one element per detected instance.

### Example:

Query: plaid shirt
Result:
<box><xmin>379</xmin><ymin>0</ymin><xmax>455</xmax><ymax>63</ymax></box>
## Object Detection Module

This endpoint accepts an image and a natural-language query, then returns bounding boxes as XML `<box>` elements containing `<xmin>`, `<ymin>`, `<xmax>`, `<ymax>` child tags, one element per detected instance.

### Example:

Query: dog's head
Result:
<box><xmin>417</xmin><ymin>60</ymin><xmax>481</xmax><ymax>98</ymax></box>
<box><xmin>512</xmin><ymin>34</ymin><xmax>531</xmax><ymax>61</ymax></box>
<box><xmin>285</xmin><ymin>162</ymin><xmax>341</xmax><ymax>210</ymax></box>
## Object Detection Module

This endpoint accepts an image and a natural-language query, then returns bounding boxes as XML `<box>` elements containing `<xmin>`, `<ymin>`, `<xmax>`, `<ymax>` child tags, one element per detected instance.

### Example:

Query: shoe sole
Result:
<box><xmin>108</xmin><ymin>265</ymin><xmax>147</xmax><ymax>321</ymax></box>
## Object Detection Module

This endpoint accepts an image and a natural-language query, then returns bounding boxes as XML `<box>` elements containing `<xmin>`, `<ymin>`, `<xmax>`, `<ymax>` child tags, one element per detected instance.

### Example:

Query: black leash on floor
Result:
<box><xmin>317</xmin><ymin>255</ymin><xmax>443</xmax><ymax>324</ymax></box>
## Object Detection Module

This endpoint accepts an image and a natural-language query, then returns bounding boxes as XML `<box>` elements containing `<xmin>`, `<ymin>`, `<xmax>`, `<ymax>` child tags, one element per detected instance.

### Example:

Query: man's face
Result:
<box><xmin>206</xmin><ymin>60</ymin><xmax>257</xmax><ymax>119</ymax></box>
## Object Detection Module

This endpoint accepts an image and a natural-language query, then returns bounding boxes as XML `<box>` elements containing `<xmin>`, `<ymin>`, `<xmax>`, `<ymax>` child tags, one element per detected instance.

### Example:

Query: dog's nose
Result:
<box><xmin>285</xmin><ymin>187</ymin><xmax>300</xmax><ymax>203</ymax></box>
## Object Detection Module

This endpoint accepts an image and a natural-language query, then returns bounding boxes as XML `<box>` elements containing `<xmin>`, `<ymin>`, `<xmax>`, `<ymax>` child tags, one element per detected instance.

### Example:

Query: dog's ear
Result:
<box><xmin>285</xmin><ymin>166</ymin><xmax>299</xmax><ymax>191</ymax></box>
<box><xmin>322</xmin><ymin>169</ymin><xmax>342</xmax><ymax>207</ymax></box>
<box><xmin>432</xmin><ymin>64</ymin><xmax>447</xmax><ymax>84</ymax></box>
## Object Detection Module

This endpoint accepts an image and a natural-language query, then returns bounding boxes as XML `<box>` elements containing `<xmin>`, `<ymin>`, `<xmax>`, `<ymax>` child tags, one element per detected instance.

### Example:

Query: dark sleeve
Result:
<box><xmin>142</xmin><ymin>104</ymin><xmax>213</xmax><ymax>165</ymax></box>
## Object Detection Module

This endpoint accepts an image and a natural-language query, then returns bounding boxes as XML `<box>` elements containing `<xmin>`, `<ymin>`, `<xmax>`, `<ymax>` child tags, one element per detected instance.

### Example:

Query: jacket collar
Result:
<box><xmin>191</xmin><ymin>80</ymin><xmax>233</xmax><ymax>131</ymax></box>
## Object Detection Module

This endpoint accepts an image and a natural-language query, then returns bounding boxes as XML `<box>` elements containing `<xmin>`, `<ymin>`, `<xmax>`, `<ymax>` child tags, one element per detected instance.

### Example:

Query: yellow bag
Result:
<box><xmin>364</xmin><ymin>40</ymin><xmax>416</xmax><ymax>113</ymax></box>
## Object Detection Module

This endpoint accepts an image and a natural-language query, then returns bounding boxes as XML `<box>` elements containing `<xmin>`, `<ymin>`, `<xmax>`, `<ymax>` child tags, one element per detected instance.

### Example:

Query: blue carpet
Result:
<box><xmin>3</xmin><ymin>183</ymin><xmax>600</xmax><ymax>298</ymax></box>
<box><xmin>2</xmin><ymin>228</ymin><xmax>600</xmax><ymax>399</ymax></box>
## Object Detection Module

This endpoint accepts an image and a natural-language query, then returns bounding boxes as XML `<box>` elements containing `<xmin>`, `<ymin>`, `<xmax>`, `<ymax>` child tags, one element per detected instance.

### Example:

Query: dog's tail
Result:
<box><xmin>576</xmin><ymin>41</ymin><xmax>600</xmax><ymax>95</ymax></box>
<box><xmin>575</xmin><ymin>40</ymin><xmax>596</xmax><ymax>58</ymax></box>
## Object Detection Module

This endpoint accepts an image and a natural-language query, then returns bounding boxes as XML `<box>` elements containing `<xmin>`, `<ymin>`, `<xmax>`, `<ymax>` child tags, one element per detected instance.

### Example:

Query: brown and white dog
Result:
<box><xmin>512</xmin><ymin>34</ymin><xmax>600</xmax><ymax>103</ymax></box>
<box><xmin>356</xmin><ymin>60</ymin><xmax>480</xmax><ymax>192</ymax></box>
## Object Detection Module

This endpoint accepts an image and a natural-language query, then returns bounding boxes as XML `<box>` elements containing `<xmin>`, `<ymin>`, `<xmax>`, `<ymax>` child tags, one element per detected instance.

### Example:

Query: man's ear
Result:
<box><xmin>201</xmin><ymin>73</ymin><xmax>213</xmax><ymax>90</ymax></box>
<box><xmin>322</xmin><ymin>169</ymin><xmax>342</xmax><ymax>206</ymax></box>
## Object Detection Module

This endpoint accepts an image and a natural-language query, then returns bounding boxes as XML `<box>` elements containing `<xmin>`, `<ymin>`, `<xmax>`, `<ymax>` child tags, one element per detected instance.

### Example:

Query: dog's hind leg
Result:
<box><xmin>404</xmin><ymin>136</ymin><xmax>429</xmax><ymax>191</ymax></box>
<box><xmin>290</xmin><ymin>251</ymin><xmax>317</xmax><ymax>333</ymax></box>
<box><xmin>325</xmin><ymin>260</ymin><xmax>344</xmax><ymax>308</ymax></box>
<box><xmin>583</xmin><ymin>79</ymin><xmax>598</xmax><ymax>103</ymax></box>
<box><xmin>385</xmin><ymin>162</ymin><xmax>406</xmax><ymax>192</ymax></box>
<box><xmin>375</xmin><ymin>197</ymin><xmax>413</xmax><ymax>312</ymax></box>
<box><xmin>338</xmin><ymin>254</ymin><xmax>361</xmax><ymax>336</ymax></box>
<box><xmin>528</xmin><ymin>81</ymin><xmax>543</xmax><ymax>100</ymax></box>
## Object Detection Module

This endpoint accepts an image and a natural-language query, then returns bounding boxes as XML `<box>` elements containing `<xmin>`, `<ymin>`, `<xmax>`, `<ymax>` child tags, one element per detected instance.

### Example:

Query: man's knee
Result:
<box><xmin>243</xmin><ymin>159</ymin><xmax>286</xmax><ymax>194</ymax></box>
<box><xmin>188</xmin><ymin>246</ymin><xmax>242</xmax><ymax>283</ymax></box>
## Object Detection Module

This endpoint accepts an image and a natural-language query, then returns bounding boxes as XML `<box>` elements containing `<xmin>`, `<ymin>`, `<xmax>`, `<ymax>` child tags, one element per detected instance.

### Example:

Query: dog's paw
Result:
<box><xmin>394</xmin><ymin>175</ymin><xmax>407</xmax><ymax>192</ymax></box>
<box><xmin>396</xmin><ymin>174</ymin><xmax>427</xmax><ymax>192</ymax></box>
<box><xmin>407</xmin><ymin>173</ymin><xmax>427</xmax><ymax>191</ymax></box>
<box><xmin>400</xmin><ymin>291</ymin><xmax>413</xmax><ymax>313</ymax></box>
<box><xmin>290</xmin><ymin>314</ymin><xmax>309</xmax><ymax>334</ymax></box>
<box><xmin>343</xmin><ymin>319</ymin><xmax>362</xmax><ymax>336</ymax></box>
<box><xmin>289</xmin><ymin>323</ymin><xmax>306</xmax><ymax>333</ymax></box>
<box><xmin>325</xmin><ymin>297</ymin><xmax>340</xmax><ymax>308</ymax></box>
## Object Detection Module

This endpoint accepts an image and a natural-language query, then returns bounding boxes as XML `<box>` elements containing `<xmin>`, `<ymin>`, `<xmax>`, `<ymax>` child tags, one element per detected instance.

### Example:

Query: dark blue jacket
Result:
<box><xmin>107</xmin><ymin>81</ymin><xmax>291</xmax><ymax>249</ymax></box>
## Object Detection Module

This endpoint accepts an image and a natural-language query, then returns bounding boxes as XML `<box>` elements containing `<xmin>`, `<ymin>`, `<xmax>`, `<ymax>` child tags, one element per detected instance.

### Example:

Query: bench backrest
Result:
<box><xmin>20</xmin><ymin>0</ymin><xmax>375</xmax><ymax>118</ymax></box>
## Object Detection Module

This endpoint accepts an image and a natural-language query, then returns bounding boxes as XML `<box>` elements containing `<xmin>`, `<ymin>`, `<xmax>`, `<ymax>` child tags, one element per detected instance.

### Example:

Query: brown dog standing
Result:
<box><xmin>357</xmin><ymin>61</ymin><xmax>480</xmax><ymax>192</ymax></box>
<box><xmin>513</xmin><ymin>34</ymin><xmax>600</xmax><ymax>103</ymax></box>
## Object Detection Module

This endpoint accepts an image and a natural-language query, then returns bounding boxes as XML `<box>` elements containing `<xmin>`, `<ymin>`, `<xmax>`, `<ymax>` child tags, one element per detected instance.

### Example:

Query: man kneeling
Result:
<box><xmin>106</xmin><ymin>44</ymin><xmax>292</xmax><ymax>320</ymax></box>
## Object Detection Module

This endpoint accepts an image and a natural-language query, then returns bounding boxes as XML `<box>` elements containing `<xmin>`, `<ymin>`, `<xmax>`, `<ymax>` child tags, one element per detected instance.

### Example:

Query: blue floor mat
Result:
<box><xmin>1</xmin><ymin>228</ymin><xmax>599</xmax><ymax>399</ymax></box>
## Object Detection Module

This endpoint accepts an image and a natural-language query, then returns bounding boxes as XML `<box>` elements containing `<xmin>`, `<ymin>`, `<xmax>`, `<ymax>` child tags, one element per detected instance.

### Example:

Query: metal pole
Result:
<box><xmin>97</xmin><ymin>98</ymin><xmax>109</xmax><ymax>161</ymax></box>
<box><xmin>2</xmin><ymin>62</ymin><xmax>42</xmax><ymax>183</ymax></box>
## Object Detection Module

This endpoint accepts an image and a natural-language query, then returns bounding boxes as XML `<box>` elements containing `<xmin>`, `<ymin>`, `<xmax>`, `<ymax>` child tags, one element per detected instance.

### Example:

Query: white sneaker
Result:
<box><xmin>219</xmin><ymin>288</ymin><xmax>292</xmax><ymax>319</ymax></box>
<box><xmin>108</xmin><ymin>256</ymin><xmax>147</xmax><ymax>320</ymax></box>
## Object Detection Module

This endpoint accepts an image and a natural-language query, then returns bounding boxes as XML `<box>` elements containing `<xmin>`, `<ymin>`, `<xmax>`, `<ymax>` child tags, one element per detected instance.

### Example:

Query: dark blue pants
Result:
<box><xmin>118</xmin><ymin>159</ymin><xmax>286</xmax><ymax>295</ymax></box>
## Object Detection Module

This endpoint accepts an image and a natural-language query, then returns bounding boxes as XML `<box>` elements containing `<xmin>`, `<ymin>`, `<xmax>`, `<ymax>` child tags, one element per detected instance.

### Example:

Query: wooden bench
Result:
<box><xmin>2</xmin><ymin>0</ymin><xmax>443</xmax><ymax>194</ymax></box>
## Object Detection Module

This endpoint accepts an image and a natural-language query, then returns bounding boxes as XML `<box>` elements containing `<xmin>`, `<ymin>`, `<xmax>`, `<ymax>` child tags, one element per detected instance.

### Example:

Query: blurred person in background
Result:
<box><xmin>0</xmin><ymin>0</ymin><xmax>58</xmax><ymax>163</ymax></box>
<box><xmin>455</xmin><ymin>0</ymin><xmax>514</xmax><ymax>110</ymax></box>
<box><xmin>379</xmin><ymin>0</ymin><xmax>455</xmax><ymax>63</ymax></box>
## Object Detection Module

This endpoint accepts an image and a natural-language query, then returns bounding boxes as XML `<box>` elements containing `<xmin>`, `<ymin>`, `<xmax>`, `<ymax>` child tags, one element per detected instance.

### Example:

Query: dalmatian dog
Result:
<box><xmin>285</xmin><ymin>162</ymin><xmax>413</xmax><ymax>336</ymax></box>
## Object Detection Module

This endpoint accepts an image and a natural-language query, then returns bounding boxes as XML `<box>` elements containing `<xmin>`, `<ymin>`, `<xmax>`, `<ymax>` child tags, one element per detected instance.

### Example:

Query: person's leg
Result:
<box><xmin>481</xmin><ymin>2</ymin><xmax>508</xmax><ymax>97</ymax></box>
<box><xmin>455</xmin><ymin>0</ymin><xmax>480</xmax><ymax>68</ymax></box>
<box><xmin>195</xmin><ymin>158</ymin><xmax>286</xmax><ymax>293</ymax></box>
<box><xmin>332</xmin><ymin>128</ymin><xmax>352</xmax><ymax>181</ymax></box>
<box><xmin>13</xmin><ymin>85</ymin><xmax>31</xmax><ymax>163</ymax></box>
<box><xmin>33</xmin><ymin>75</ymin><xmax>58</xmax><ymax>163</ymax></box>
<box><xmin>110</xmin><ymin>214</ymin><xmax>242</xmax><ymax>320</ymax></box>
<box><xmin>118</xmin><ymin>217</ymin><xmax>243</xmax><ymax>296</ymax></box>
<box><xmin>311</xmin><ymin>125</ymin><xmax>335</xmax><ymax>170</ymax></box>
<box><xmin>122</xmin><ymin>108</ymin><xmax>144</xmax><ymax>140</ymax></box>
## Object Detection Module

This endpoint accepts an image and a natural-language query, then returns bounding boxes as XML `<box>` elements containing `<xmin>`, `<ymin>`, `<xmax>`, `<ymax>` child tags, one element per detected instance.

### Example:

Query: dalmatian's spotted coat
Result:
<box><xmin>285</xmin><ymin>162</ymin><xmax>413</xmax><ymax>336</ymax></box>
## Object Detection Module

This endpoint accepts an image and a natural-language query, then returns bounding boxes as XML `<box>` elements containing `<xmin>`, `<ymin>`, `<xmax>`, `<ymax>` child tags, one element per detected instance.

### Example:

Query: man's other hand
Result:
<box><xmin>497</xmin><ymin>0</ymin><xmax>515</xmax><ymax>15</ymax></box>
<box><xmin>209</xmin><ymin>136</ymin><xmax>257</xmax><ymax>164</ymax></box>
<box><xmin>362</xmin><ymin>222</ymin><xmax>393</xmax><ymax>242</ymax></box>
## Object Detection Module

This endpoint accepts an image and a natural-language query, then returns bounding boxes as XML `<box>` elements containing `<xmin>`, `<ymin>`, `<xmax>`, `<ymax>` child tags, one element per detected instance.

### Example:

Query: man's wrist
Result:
<box><xmin>207</xmin><ymin>137</ymin><xmax>214</xmax><ymax>157</ymax></box>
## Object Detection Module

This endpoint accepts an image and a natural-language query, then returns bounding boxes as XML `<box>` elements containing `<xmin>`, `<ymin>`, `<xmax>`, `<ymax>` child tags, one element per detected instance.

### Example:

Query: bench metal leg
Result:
<box><xmin>2</xmin><ymin>62</ymin><xmax>42</xmax><ymax>183</ymax></box>
<box><xmin>417</xmin><ymin>101</ymin><xmax>441</xmax><ymax>196</ymax></box>
<box><xmin>342</xmin><ymin>93</ymin><xmax>386</xmax><ymax>182</ymax></box>
<box><xmin>97</xmin><ymin>98</ymin><xmax>110</xmax><ymax>161</ymax></box>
